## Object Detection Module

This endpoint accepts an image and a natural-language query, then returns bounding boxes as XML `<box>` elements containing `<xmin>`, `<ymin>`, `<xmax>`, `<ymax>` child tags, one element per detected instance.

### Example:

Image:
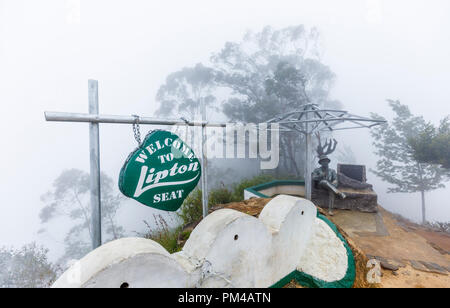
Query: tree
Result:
<box><xmin>211</xmin><ymin>26</ymin><xmax>340</xmax><ymax>176</ymax></box>
<box><xmin>0</xmin><ymin>243</ymin><xmax>59</xmax><ymax>288</ymax></box>
<box><xmin>155</xmin><ymin>63</ymin><xmax>217</xmax><ymax>120</ymax></box>
<box><xmin>155</xmin><ymin>25</ymin><xmax>341</xmax><ymax>177</ymax></box>
<box><xmin>212</xmin><ymin>25</ymin><xmax>339</xmax><ymax>120</ymax></box>
<box><xmin>40</xmin><ymin>169</ymin><xmax>125</xmax><ymax>262</ymax></box>
<box><xmin>155</xmin><ymin>63</ymin><xmax>218</xmax><ymax>156</ymax></box>
<box><xmin>409</xmin><ymin>116</ymin><xmax>450</xmax><ymax>169</ymax></box>
<box><xmin>370</xmin><ymin>100</ymin><xmax>449</xmax><ymax>223</ymax></box>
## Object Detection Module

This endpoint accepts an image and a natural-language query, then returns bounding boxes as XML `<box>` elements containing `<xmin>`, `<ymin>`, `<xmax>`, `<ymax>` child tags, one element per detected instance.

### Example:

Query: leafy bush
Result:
<box><xmin>231</xmin><ymin>174</ymin><xmax>277</xmax><ymax>201</ymax></box>
<box><xmin>0</xmin><ymin>243</ymin><xmax>60</xmax><ymax>288</ymax></box>
<box><xmin>177</xmin><ymin>173</ymin><xmax>296</xmax><ymax>227</ymax></box>
<box><xmin>143</xmin><ymin>215</ymin><xmax>182</xmax><ymax>253</ymax></box>
<box><xmin>208</xmin><ymin>187</ymin><xmax>234</xmax><ymax>206</ymax></box>
<box><xmin>179</xmin><ymin>230</ymin><xmax>192</xmax><ymax>242</ymax></box>
<box><xmin>177</xmin><ymin>189</ymin><xmax>203</xmax><ymax>226</ymax></box>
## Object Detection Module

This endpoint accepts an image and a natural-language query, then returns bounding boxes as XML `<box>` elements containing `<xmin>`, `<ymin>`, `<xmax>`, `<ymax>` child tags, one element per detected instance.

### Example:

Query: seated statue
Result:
<box><xmin>312</xmin><ymin>134</ymin><xmax>346</xmax><ymax>214</ymax></box>
<box><xmin>311</xmin><ymin>133</ymin><xmax>378</xmax><ymax>213</ymax></box>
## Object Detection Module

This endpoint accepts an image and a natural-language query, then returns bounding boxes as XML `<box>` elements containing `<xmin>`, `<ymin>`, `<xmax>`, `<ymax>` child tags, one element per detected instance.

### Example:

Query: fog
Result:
<box><xmin>0</xmin><ymin>0</ymin><xmax>449</xmax><ymax>260</ymax></box>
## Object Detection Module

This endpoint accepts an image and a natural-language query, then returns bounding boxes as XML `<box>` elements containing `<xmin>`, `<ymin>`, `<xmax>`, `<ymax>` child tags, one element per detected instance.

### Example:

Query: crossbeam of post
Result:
<box><xmin>44</xmin><ymin>111</ymin><xmax>228</xmax><ymax>127</ymax></box>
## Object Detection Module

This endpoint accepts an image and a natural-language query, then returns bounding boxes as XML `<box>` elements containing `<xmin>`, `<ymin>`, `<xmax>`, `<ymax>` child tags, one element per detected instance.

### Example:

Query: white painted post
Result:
<box><xmin>88</xmin><ymin>80</ymin><xmax>102</xmax><ymax>249</ymax></box>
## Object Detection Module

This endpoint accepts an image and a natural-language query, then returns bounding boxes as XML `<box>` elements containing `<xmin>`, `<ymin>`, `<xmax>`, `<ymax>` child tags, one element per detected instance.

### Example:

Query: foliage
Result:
<box><xmin>208</xmin><ymin>187</ymin><xmax>234</xmax><ymax>206</ymax></box>
<box><xmin>153</xmin><ymin>173</ymin><xmax>303</xmax><ymax>250</ymax></box>
<box><xmin>155</xmin><ymin>25</ymin><xmax>342</xmax><ymax>177</ymax></box>
<box><xmin>370</xmin><ymin>100</ymin><xmax>448</xmax><ymax>223</ymax></box>
<box><xmin>177</xmin><ymin>188</ymin><xmax>204</xmax><ymax>226</ymax></box>
<box><xmin>265</xmin><ymin>62</ymin><xmax>309</xmax><ymax>108</ymax></box>
<box><xmin>212</xmin><ymin>26</ymin><xmax>339</xmax><ymax>176</ymax></box>
<box><xmin>39</xmin><ymin>169</ymin><xmax>125</xmax><ymax>262</ymax></box>
<box><xmin>155</xmin><ymin>63</ymin><xmax>217</xmax><ymax>119</ymax></box>
<box><xmin>231</xmin><ymin>174</ymin><xmax>277</xmax><ymax>201</ymax></box>
<box><xmin>370</xmin><ymin>100</ymin><xmax>447</xmax><ymax>193</ymax></box>
<box><xmin>0</xmin><ymin>243</ymin><xmax>59</xmax><ymax>288</ymax></box>
<box><xmin>143</xmin><ymin>215</ymin><xmax>182</xmax><ymax>254</ymax></box>
<box><xmin>212</xmin><ymin>25</ymin><xmax>338</xmax><ymax>121</ymax></box>
<box><xmin>177</xmin><ymin>174</ymin><xmax>281</xmax><ymax>226</ymax></box>
<box><xmin>409</xmin><ymin>116</ymin><xmax>450</xmax><ymax>169</ymax></box>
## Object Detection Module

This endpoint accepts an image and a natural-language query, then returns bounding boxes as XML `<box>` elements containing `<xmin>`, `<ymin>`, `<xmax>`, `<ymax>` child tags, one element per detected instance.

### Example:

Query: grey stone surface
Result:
<box><xmin>419</xmin><ymin>261</ymin><xmax>448</xmax><ymax>275</ymax></box>
<box><xmin>410</xmin><ymin>260</ymin><xmax>429</xmax><ymax>272</ymax></box>
<box><xmin>409</xmin><ymin>260</ymin><xmax>448</xmax><ymax>275</ymax></box>
<box><xmin>374</xmin><ymin>256</ymin><xmax>400</xmax><ymax>271</ymax></box>
<box><xmin>395</xmin><ymin>221</ymin><xmax>417</xmax><ymax>233</ymax></box>
<box><xmin>375</xmin><ymin>212</ymin><xmax>390</xmax><ymax>236</ymax></box>
<box><xmin>337</xmin><ymin>172</ymin><xmax>373</xmax><ymax>190</ymax></box>
<box><xmin>312</xmin><ymin>162</ymin><xmax>378</xmax><ymax>213</ymax></box>
<box><xmin>380</xmin><ymin>261</ymin><xmax>399</xmax><ymax>271</ymax></box>
<box><xmin>337</xmin><ymin>164</ymin><xmax>367</xmax><ymax>182</ymax></box>
<box><xmin>312</xmin><ymin>187</ymin><xmax>378</xmax><ymax>213</ymax></box>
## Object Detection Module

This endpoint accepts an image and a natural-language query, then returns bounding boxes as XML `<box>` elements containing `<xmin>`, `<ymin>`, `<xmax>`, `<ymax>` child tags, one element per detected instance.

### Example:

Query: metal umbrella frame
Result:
<box><xmin>265</xmin><ymin>103</ymin><xmax>386</xmax><ymax>200</ymax></box>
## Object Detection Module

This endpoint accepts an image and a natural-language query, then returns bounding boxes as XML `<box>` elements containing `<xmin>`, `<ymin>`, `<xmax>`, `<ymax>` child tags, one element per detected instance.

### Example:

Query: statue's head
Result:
<box><xmin>318</xmin><ymin>155</ymin><xmax>330</xmax><ymax>168</ymax></box>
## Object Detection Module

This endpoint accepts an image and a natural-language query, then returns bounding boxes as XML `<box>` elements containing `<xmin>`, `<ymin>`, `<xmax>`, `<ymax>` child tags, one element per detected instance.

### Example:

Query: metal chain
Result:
<box><xmin>132</xmin><ymin>114</ymin><xmax>141</xmax><ymax>145</ymax></box>
<box><xmin>199</xmin><ymin>259</ymin><xmax>235</xmax><ymax>288</ymax></box>
<box><xmin>180</xmin><ymin>117</ymin><xmax>189</xmax><ymax>141</ymax></box>
<box><xmin>188</xmin><ymin>257</ymin><xmax>235</xmax><ymax>288</ymax></box>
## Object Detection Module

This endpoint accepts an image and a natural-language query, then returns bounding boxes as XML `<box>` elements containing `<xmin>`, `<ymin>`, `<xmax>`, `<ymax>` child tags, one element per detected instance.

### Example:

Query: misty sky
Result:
<box><xmin>1</xmin><ymin>0</ymin><xmax>449</xmax><ymax>254</ymax></box>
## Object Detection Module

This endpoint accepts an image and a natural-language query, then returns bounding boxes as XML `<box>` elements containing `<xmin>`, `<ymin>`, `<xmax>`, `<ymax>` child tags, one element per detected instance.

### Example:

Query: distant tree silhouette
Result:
<box><xmin>40</xmin><ymin>169</ymin><xmax>125</xmax><ymax>262</ymax></box>
<box><xmin>370</xmin><ymin>100</ymin><xmax>449</xmax><ymax>224</ymax></box>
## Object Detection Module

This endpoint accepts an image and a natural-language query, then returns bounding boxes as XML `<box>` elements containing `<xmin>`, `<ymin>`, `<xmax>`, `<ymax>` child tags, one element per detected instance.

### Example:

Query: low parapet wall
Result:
<box><xmin>244</xmin><ymin>180</ymin><xmax>305</xmax><ymax>199</ymax></box>
<box><xmin>244</xmin><ymin>180</ymin><xmax>377</xmax><ymax>213</ymax></box>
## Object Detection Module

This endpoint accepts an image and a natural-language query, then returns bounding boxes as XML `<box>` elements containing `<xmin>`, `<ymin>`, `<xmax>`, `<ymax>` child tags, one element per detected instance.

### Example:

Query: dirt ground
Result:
<box><xmin>326</xmin><ymin>207</ymin><xmax>449</xmax><ymax>288</ymax></box>
<box><xmin>379</xmin><ymin>264</ymin><xmax>450</xmax><ymax>288</ymax></box>
<box><xmin>211</xmin><ymin>198</ymin><xmax>450</xmax><ymax>288</ymax></box>
<box><xmin>330</xmin><ymin>208</ymin><xmax>450</xmax><ymax>266</ymax></box>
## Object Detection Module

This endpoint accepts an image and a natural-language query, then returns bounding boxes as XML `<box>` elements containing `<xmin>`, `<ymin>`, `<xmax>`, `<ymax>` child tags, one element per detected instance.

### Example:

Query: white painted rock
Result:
<box><xmin>52</xmin><ymin>238</ymin><xmax>192</xmax><ymax>288</ymax></box>
<box><xmin>259</xmin><ymin>195</ymin><xmax>317</xmax><ymax>283</ymax></box>
<box><xmin>298</xmin><ymin>218</ymin><xmax>348</xmax><ymax>282</ymax></box>
<box><xmin>182</xmin><ymin>209</ymin><xmax>273</xmax><ymax>287</ymax></box>
<box><xmin>52</xmin><ymin>195</ymin><xmax>354</xmax><ymax>288</ymax></box>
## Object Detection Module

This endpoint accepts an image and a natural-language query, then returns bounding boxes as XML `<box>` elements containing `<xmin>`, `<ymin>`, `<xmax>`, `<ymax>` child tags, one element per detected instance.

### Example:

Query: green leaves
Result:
<box><xmin>155</xmin><ymin>25</ymin><xmax>341</xmax><ymax>177</ymax></box>
<box><xmin>0</xmin><ymin>243</ymin><xmax>58</xmax><ymax>288</ymax></box>
<box><xmin>370</xmin><ymin>100</ymin><xmax>448</xmax><ymax>194</ymax></box>
<box><xmin>409</xmin><ymin>116</ymin><xmax>450</xmax><ymax>169</ymax></box>
<box><xmin>213</xmin><ymin>26</ymin><xmax>336</xmax><ymax>122</ymax></box>
<box><xmin>265</xmin><ymin>61</ymin><xmax>308</xmax><ymax>107</ymax></box>
<box><xmin>155</xmin><ymin>63</ymin><xmax>217</xmax><ymax>119</ymax></box>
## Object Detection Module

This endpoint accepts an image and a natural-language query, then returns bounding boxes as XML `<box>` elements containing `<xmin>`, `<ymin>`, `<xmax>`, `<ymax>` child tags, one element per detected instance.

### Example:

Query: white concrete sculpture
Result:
<box><xmin>52</xmin><ymin>195</ymin><xmax>354</xmax><ymax>288</ymax></box>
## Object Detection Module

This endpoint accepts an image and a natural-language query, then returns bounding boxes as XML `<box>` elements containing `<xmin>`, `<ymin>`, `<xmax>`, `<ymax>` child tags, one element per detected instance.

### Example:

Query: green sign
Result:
<box><xmin>119</xmin><ymin>130</ymin><xmax>201</xmax><ymax>211</ymax></box>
